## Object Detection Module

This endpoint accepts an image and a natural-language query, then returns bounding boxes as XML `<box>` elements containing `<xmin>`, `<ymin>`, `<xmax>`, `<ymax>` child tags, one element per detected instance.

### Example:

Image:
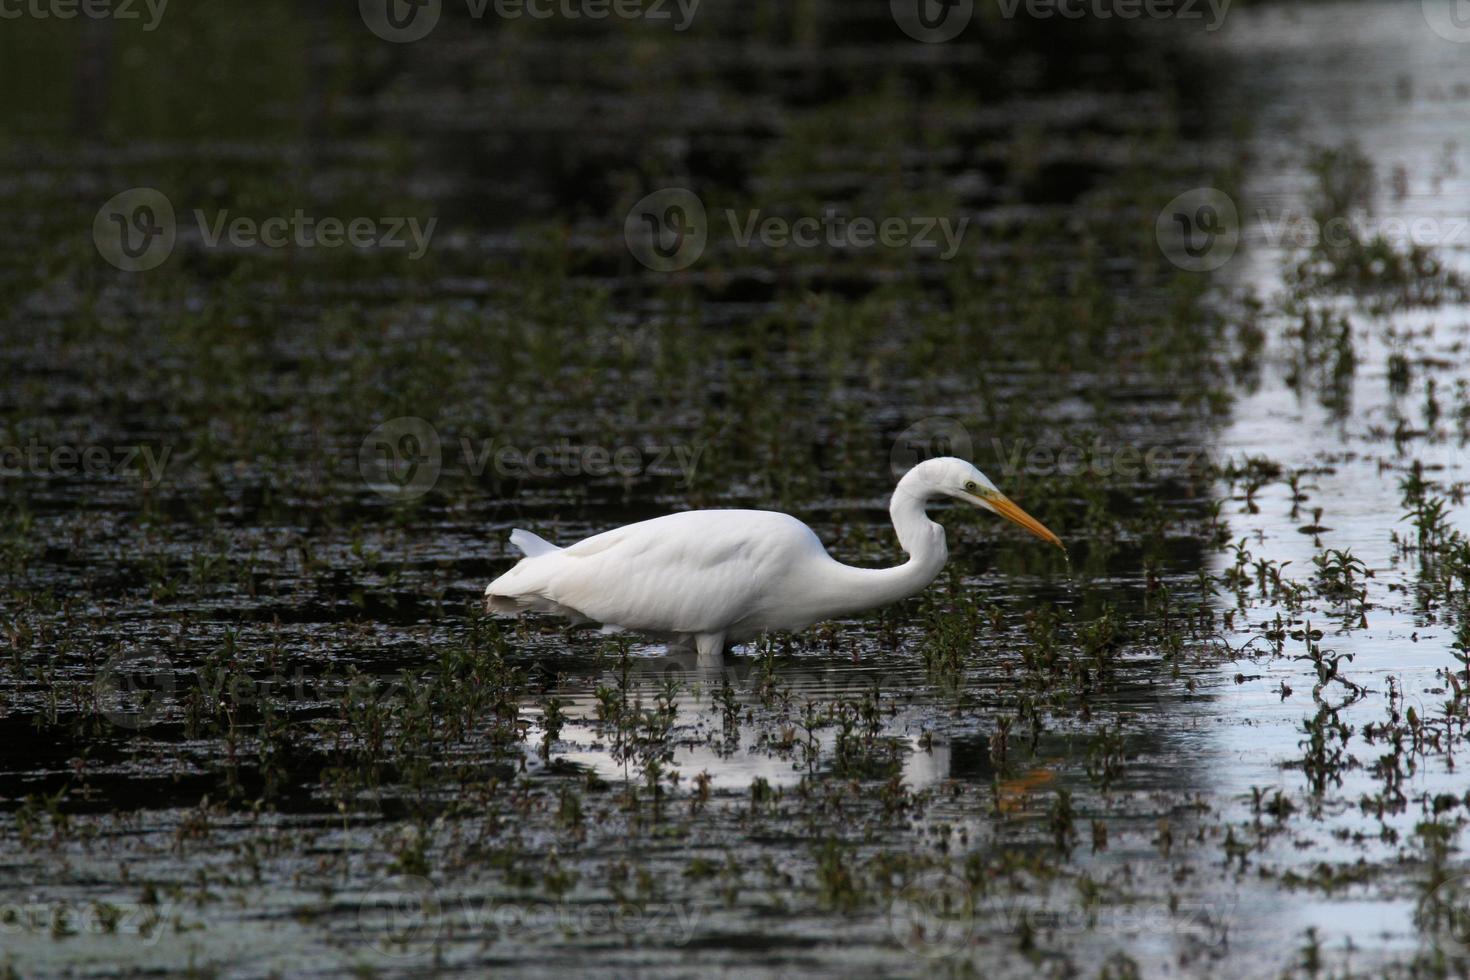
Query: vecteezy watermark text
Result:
<box><xmin>0</xmin><ymin>0</ymin><xmax>167</xmax><ymax>30</ymax></box>
<box><xmin>992</xmin><ymin>0</ymin><xmax>1229</xmax><ymax>29</ymax></box>
<box><xmin>624</xmin><ymin>187</ymin><xmax>970</xmax><ymax>272</ymax></box>
<box><xmin>93</xmin><ymin>187</ymin><xmax>436</xmax><ymax>272</ymax></box>
<box><xmin>1156</xmin><ymin>184</ymin><xmax>1470</xmax><ymax>272</ymax></box>
<box><xmin>195</xmin><ymin>210</ymin><xmax>436</xmax><ymax>260</ymax></box>
<box><xmin>0</xmin><ymin>900</ymin><xmax>173</xmax><ymax>946</ymax></box>
<box><xmin>991</xmin><ymin>436</ymin><xmax>1214</xmax><ymax>479</ymax></box>
<box><xmin>358</xmin><ymin>0</ymin><xmax>698</xmax><ymax>43</ymax></box>
<box><xmin>892</xmin><ymin>416</ymin><xmax>1234</xmax><ymax>482</ymax></box>
<box><xmin>727</xmin><ymin>209</ymin><xmax>969</xmax><ymax>260</ymax></box>
<box><xmin>890</xmin><ymin>0</ymin><xmax>1228</xmax><ymax>42</ymax></box>
<box><xmin>0</xmin><ymin>440</ymin><xmax>170</xmax><ymax>484</ymax></box>
<box><xmin>459</xmin><ymin>436</ymin><xmax>702</xmax><ymax>482</ymax></box>
<box><xmin>359</xmin><ymin>417</ymin><xmax>704</xmax><ymax>501</ymax></box>
<box><xmin>1255</xmin><ymin>209</ymin><xmax>1470</xmax><ymax>251</ymax></box>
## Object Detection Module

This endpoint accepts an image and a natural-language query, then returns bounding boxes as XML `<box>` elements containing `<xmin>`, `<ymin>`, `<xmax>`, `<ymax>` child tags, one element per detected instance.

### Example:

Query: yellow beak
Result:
<box><xmin>980</xmin><ymin>493</ymin><xmax>1064</xmax><ymax>549</ymax></box>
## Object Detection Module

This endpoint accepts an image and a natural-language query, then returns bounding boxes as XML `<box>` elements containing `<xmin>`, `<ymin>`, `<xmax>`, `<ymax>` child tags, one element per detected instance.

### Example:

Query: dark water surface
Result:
<box><xmin>1</xmin><ymin>1</ymin><xmax>1469</xmax><ymax>976</ymax></box>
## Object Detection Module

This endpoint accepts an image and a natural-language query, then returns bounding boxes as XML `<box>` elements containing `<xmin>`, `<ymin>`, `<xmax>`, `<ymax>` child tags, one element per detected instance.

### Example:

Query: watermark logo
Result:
<box><xmin>1423</xmin><ymin>0</ymin><xmax>1470</xmax><ymax>43</ymax></box>
<box><xmin>360</xmin><ymin>0</ymin><xmax>442</xmax><ymax>42</ymax></box>
<box><xmin>625</xmin><ymin>187</ymin><xmax>708</xmax><ymax>272</ymax></box>
<box><xmin>888</xmin><ymin>871</ymin><xmax>976</xmax><ymax>957</ymax></box>
<box><xmin>1156</xmin><ymin>187</ymin><xmax>1239</xmax><ymax>272</ymax></box>
<box><xmin>95</xmin><ymin>650</ymin><xmax>176</xmax><ymax>730</ymax></box>
<box><xmin>359</xmin><ymin>875</ymin><xmax>442</xmax><ymax>956</ymax></box>
<box><xmin>94</xmin><ymin>188</ymin><xmax>176</xmax><ymax>272</ymax></box>
<box><xmin>891</xmin><ymin>0</ymin><xmax>974</xmax><ymax>42</ymax></box>
<box><xmin>0</xmin><ymin>0</ymin><xmax>169</xmax><ymax>30</ymax></box>
<box><xmin>890</xmin><ymin>416</ymin><xmax>974</xmax><ymax>479</ymax></box>
<box><xmin>360</xmin><ymin>417</ymin><xmax>443</xmax><ymax>502</ymax></box>
<box><xmin>1421</xmin><ymin>871</ymin><xmax>1470</xmax><ymax>957</ymax></box>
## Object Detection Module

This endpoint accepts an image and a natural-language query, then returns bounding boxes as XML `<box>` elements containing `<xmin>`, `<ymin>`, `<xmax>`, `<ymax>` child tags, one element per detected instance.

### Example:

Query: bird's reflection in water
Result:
<box><xmin>523</xmin><ymin>648</ymin><xmax>1060</xmax><ymax>802</ymax></box>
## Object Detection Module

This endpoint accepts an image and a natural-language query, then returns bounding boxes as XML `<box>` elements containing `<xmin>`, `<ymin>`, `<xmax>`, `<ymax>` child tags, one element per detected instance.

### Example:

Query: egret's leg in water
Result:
<box><xmin>695</xmin><ymin>632</ymin><xmax>726</xmax><ymax>666</ymax></box>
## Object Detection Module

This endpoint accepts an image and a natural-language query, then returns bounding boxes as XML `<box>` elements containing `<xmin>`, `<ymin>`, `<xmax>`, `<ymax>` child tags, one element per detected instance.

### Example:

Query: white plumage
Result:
<box><xmin>484</xmin><ymin>457</ymin><xmax>1061</xmax><ymax>662</ymax></box>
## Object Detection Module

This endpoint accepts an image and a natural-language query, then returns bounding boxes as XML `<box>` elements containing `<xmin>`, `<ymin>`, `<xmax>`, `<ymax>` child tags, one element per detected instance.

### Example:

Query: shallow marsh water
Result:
<box><xmin>1</xmin><ymin>1</ymin><xmax>1469</xmax><ymax>977</ymax></box>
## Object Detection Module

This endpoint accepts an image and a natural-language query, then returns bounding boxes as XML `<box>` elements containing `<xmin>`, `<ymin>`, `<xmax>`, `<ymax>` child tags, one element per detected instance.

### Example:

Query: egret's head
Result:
<box><xmin>908</xmin><ymin>457</ymin><xmax>1063</xmax><ymax>549</ymax></box>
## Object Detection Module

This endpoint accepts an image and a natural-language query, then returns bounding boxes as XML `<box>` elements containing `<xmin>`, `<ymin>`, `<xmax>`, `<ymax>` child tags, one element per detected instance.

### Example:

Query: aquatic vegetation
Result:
<box><xmin>0</xmin><ymin>3</ymin><xmax>1468</xmax><ymax>978</ymax></box>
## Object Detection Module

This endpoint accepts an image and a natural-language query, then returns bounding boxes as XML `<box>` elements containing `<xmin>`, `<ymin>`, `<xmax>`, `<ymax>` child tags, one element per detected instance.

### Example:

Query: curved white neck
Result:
<box><xmin>809</xmin><ymin>472</ymin><xmax>949</xmax><ymax>620</ymax></box>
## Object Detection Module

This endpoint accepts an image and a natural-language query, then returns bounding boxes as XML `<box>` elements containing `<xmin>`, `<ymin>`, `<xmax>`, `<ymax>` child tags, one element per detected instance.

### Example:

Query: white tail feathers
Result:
<box><xmin>509</xmin><ymin>528</ymin><xmax>560</xmax><ymax>558</ymax></box>
<box><xmin>485</xmin><ymin>528</ymin><xmax>569</xmax><ymax>618</ymax></box>
<box><xmin>485</xmin><ymin>593</ymin><xmax>527</xmax><ymax>614</ymax></box>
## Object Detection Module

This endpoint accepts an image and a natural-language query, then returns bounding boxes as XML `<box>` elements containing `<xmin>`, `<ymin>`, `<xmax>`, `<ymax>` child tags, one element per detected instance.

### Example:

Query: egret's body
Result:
<box><xmin>484</xmin><ymin>457</ymin><xmax>1060</xmax><ymax>662</ymax></box>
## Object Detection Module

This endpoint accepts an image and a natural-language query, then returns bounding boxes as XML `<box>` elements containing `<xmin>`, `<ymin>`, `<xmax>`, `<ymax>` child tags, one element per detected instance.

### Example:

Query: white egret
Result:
<box><xmin>484</xmin><ymin>457</ymin><xmax>1061</xmax><ymax>662</ymax></box>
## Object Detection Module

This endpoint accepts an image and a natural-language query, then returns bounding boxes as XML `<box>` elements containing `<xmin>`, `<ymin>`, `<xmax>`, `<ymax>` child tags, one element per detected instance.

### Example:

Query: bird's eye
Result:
<box><xmin>964</xmin><ymin>481</ymin><xmax>977</xmax><ymax>492</ymax></box>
